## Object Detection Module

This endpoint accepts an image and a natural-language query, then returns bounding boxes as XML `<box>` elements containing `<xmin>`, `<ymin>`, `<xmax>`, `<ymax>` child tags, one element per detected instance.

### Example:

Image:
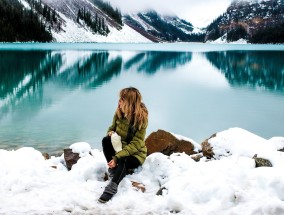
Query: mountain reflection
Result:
<box><xmin>0</xmin><ymin>51</ymin><xmax>59</xmax><ymax>99</ymax></box>
<box><xmin>0</xmin><ymin>50</ymin><xmax>192</xmax><ymax>119</ymax></box>
<box><xmin>205</xmin><ymin>51</ymin><xmax>284</xmax><ymax>91</ymax></box>
<box><xmin>53</xmin><ymin>52</ymin><xmax>122</xmax><ymax>88</ymax></box>
<box><xmin>0</xmin><ymin>51</ymin><xmax>62</xmax><ymax>120</ymax></box>
<box><xmin>124</xmin><ymin>52</ymin><xmax>192</xmax><ymax>74</ymax></box>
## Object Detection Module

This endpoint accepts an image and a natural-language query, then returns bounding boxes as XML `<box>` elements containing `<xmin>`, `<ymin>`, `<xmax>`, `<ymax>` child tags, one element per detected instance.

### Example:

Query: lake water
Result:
<box><xmin>0</xmin><ymin>43</ymin><xmax>284</xmax><ymax>154</ymax></box>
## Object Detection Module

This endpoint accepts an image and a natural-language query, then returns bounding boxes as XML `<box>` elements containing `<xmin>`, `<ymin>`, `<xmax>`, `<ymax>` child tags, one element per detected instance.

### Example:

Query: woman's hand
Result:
<box><xmin>108</xmin><ymin>131</ymin><xmax>114</xmax><ymax>136</ymax></box>
<box><xmin>108</xmin><ymin>159</ymin><xmax>117</xmax><ymax>168</ymax></box>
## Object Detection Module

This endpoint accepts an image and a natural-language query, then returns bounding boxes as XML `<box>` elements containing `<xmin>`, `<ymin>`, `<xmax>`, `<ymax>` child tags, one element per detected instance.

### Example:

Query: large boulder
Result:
<box><xmin>145</xmin><ymin>129</ymin><xmax>196</xmax><ymax>156</ymax></box>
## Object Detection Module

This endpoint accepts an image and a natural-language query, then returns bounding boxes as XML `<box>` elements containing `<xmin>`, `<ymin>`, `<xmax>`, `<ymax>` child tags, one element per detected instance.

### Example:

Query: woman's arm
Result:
<box><xmin>113</xmin><ymin>124</ymin><xmax>147</xmax><ymax>161</ymax></box>
<box><xmin>107</xmin><ymin>114</ymin><xmax>117</xmax><ymax>135</ymax></box>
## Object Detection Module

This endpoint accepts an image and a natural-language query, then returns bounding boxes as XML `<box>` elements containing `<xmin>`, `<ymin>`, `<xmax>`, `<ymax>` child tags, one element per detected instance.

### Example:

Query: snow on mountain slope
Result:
<box><xmin>18</xmin><ymin>0</ymin><xmax>151</xmax><ymax>42</ymax></box>
<box><xmin>124</xmin><ymin>11</ymin><xmax>204</xmax><ymax>42</ymax></box>
<box><xmin>52</xmin><ymin>12</ymin><xmax>151</xmax><ymax>42</ymax></box>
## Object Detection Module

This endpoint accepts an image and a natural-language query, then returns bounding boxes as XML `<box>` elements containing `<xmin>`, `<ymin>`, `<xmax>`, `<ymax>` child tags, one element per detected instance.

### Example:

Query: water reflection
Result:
<box><xmin>124</xmin><ymin>52</ymin><xmax>192</xmax><ymax>74</ymax></box>
<box><xmin>0</xmin><ymin>51</ymin><xmax>62</xmax><ymax>120</ymax></box>
<box><xmin>53</xmin><ymin>52</ymin><xmax>123</xmax><ymax>88</ymax></box>
<box><xmin>2</xmin><ymin>48</ymin><xmax>284</xmax><ymax>154</ymax></box>
<box><xmin>0</xmin><ymin>50</ymin><xmax>193</xmax><ymax>152</ymax></box>
<box><xmin>0</xmin><ymin>50</ymin><xmax>192</xmax><ymax>116</ymax></box>
<box><xmin>205</xmin><ymin>51</ymin><xmax>284</xmax><ymax>91</ymax></box>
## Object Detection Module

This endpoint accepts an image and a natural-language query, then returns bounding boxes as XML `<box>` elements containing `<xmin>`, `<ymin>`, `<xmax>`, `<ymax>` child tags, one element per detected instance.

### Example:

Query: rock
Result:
<box><xmin>252</xmin><ymin>154</ymin><xmax>273</xmax><ymax>167</ymax></box>
<box><xmin>64</xmin><ymin>148</ymin><xmax>80</xmax><ymax>170</ymax></box>
<box><xmin>156</xmin><ymin>187</ymin><xmax>167</xmax><ymax>196</ymax></box>
<box><xmin>145</xmin><ymin>129</ymin><xmax>196</xmax><ymax>156</ymax></box>
<box><xmin>201</xmin><ymin>134</ymin><xmax>216</xmax><ymax>159</ymax></box>
<box><xmin>190</xmin><ymin>153</ymin><xmax>204</xmax><ymax>162</ymax></box>
<box><xmin>42</xmin><ymin>153</ymin><xmax>50</xmax><ymax>160</ymax></box>
<box><xmin>131</xmin><ymin>181</ymin><xmax>146</xmax><ymax>193</ymax></box>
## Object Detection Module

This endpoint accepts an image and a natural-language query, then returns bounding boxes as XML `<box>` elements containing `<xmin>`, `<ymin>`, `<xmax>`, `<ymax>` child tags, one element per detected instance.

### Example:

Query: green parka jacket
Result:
<box><xmin>107</xmin><ymin>114</ymin><xmax>147</xmax><ymax>165</ymax></box>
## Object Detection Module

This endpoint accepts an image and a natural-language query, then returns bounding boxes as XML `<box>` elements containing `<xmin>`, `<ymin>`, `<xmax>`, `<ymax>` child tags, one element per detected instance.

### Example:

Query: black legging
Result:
<box><xmin>102</xmin><ymin>136</ymin><xmax>141</xmax><ymax>184</ymax></box>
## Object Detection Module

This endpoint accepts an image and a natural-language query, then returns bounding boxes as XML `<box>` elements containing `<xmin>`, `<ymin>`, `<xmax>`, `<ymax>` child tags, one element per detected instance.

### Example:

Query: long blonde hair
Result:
<box><xmin>115</xmin><ymin>87</ymin><xmax>148</xmax><ymax>130</ymax></box>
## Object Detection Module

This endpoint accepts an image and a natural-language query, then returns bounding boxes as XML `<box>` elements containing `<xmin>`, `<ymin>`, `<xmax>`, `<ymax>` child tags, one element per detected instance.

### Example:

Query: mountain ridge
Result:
<box><xmin>1</xmin><ymin>0</ymin><xmax>284</xmax><ymax>43</ymax></box>
<box><xmin>205</xmin><ymin>0</ymin><xmax>284</xmax><ymax>43</ymax></box>
<box><xmin>124</xmin><ymin>10</ymin><xmax>204</xmax><ymax>42</ymax></box>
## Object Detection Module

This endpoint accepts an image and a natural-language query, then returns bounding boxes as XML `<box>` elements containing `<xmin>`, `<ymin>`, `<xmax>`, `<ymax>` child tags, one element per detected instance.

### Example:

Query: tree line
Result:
<box><xmin>26</xmin><ymin>0</ymin><xmax>62</xmax><ymax>32</ymax></box>
<box><xmin>250</xmin><ymin>22</ymin><xmax>284</xmax><ymax>44</ymax></box>
<box><xmin>77</xmin><ymin>8</ymin><xmax>110</xmax><ymax>36</ymax></box>
<box><xmin>0</xmin><ymin>0</ymin><xmax>52</xmax><ymax>42</ymax></box>
<box><xmin>206</xmin><ymin>19</ymin><xmax>284</xmax><ymax>44</ymax></box>
<box><xmin>90</xmin><ymin>0</ymin><xmax>122</xmax><ymax>26</ymax></box>
<box><xmin>205</xmin><ymin>1</ymin><xmax>284</xmax><ymax>43</ymax></box>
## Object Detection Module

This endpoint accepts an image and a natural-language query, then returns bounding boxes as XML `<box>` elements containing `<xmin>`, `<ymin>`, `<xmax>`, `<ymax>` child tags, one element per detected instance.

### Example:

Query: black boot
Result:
<box><xmin>98</xmin><ymin>181</ymin><xmax>118</xmax><ymax>203</ymax></box>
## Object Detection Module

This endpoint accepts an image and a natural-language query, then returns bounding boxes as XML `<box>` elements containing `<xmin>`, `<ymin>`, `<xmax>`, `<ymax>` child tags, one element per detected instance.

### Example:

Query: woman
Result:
<box><xmin>98</xmin><ymin>87</ymin><xmax>148</xmax><ymax>203</ymax></box>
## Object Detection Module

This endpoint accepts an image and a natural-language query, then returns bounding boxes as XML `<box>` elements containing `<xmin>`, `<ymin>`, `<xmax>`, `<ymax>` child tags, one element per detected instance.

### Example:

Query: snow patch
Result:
<box><xmin>70</xmin><ymin>142</ymin><xmax>92</xmax><ymax>157</ymax></box>
<box><xmin>52</xmin><ymin>12</ymin><xmax>151</xmax><ymax>43</ymax></box>
<box><xmin>19</xmin><ymin>0</ymin><xmax>31</xmax><ymax>9</ymax></box>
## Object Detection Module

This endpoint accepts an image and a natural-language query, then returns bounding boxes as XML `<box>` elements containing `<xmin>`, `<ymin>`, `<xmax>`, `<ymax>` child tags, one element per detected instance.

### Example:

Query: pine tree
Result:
<box><xmin>52</xmin><ymin>9</ymin><xmax>56</xmax><ymax>22</ymax></box>
<box><xmin>77</xmin><ymin>9</ymin><xmax>81</xmax><ymax>23</ymax></box>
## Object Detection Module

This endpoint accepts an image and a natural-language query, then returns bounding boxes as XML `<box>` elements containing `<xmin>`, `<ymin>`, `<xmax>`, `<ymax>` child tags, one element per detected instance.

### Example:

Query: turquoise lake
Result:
<box><xmin>0</xmin><ymin>43</ymin><xmax>284</xmax><ymax>154</ymax></box>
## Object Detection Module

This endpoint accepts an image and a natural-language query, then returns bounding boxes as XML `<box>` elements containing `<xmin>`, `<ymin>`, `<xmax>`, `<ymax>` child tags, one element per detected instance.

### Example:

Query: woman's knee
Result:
<box><xmin>124</xmin><ymin>156</ymin><xmax>140</xmax><ymax>170</ymax></box>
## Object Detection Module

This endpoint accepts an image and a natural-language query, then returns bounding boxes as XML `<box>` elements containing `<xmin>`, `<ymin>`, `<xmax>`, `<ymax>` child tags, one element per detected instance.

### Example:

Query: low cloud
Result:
<box><xmin>109</xmin><ymin>0</ymin><xmax>232</xmax><ymax>27</ymax></box>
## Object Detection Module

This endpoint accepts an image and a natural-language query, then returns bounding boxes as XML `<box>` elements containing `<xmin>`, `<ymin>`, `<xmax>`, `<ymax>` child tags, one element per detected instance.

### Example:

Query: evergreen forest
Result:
<box><xmin>77</xmin><ymin>8</ymin><xmax>110</xmax><ymax>36</ymax></box>
<box><xmin>0</xmin><ymin>0</ymin><xmax>52</xmax><ymax>42</ymax></box>
<box><xmin>250</xmin><ymin>22</ymin><xmax>284</xmax><ymax>44</ymax></box>
<box><xmin>89</xmin><ymin>0</ymin><xmax>122</xmax><ymax>26</ymax></box>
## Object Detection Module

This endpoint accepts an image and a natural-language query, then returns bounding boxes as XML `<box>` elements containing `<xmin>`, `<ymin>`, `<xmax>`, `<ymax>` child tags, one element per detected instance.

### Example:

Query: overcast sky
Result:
<box><xmin>109</xmin><ymin>0</ymin><xmax>233</xmax><ymax>28</ymax></box>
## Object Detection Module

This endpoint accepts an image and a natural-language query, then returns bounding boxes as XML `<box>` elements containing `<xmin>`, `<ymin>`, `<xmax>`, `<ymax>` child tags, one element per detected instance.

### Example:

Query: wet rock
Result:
<box><xmin>64</xmin><ymin>148</ymin><xmax>80</xmax><ymax>170</ymax></box>
<box><xmin>145</xmin><ymin>129</ymin><xmax>196</xmax><ymax>156</ymax></box>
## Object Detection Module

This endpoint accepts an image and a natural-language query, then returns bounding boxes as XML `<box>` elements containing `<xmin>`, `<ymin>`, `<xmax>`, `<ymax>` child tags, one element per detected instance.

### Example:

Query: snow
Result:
<box><xmin>69</xmin><ymin>142</ymin><xmax>92</xmax><ymax>157</ymax></box>
<box><xmin>269</xmin><ymin>137</ymin><xmax>284</xmax><ymax>151</ymax></box>
<box><xmin>1</xmin><ymin>127</ymin><xmax>284</xmax><ymax>214</ymax></box>
<box><xmin>52</xmin><ymin>12</ymin><xmax>151</xmax><ymax>43</ymax></box>
<box><xmin>171</xmin><ymin>132</ymin><xmax>201</xmax><ymax>152</ymax></box>
<box><xmin>126</xmin><ymin>13</ymin><xmax>158</xmax><ymax>32</ymax></box>
<box><xmin>191</xmin><ymin>27</ymin><xmax>204</xmax><ymax>34</ymax></box>
<box><xmin>19</xmin><ymin>0</ymin><xmax>31</xmax><ymax>9</ymax></box>
<box><xmin>208</xmin><ymin>35</ymin><xmax>248</xmax><ymax>44</ymax></box>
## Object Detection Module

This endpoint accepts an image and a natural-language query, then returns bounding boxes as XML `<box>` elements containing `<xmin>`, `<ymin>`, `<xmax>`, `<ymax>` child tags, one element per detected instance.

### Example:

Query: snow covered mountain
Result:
<box><xmin>3</xmin><ymin>0</ymin><xmax>283</xmax><ymax>43</ymax></box>
<box><xmin>0</xmin><ymin>0</ymin><xmax>206</xmax><ymax>42</ymax></box>
<box><xmin>205</xmin><ymin>0</ymin><xmax>284</xmax><ymax>43</ymax></box>
<box><xmin>124</xmin><ymin>11</ymin><xmax>204</xmax><ymax>42</ymax></box>
<box><xmin>43</xmin><ymin>1</ymin><xmax>204</xmax><ymax>43</ymax></box>
<box><xmin>1</xmin><ymin>0</ymin><xmax>151</xmax><ymax>43</ymax></box>
<box><xmin>39</xmin><ymin>0</ymin><xmax>151</xmax><ymax>42</ymax></box>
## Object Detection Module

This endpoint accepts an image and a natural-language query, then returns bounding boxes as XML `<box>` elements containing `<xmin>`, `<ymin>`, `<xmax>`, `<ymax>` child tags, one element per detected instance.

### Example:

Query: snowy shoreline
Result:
<box><xmin>1</xmin><ymin>127</ymin><xmax>284</xmax><ymax>215</ymax></box>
